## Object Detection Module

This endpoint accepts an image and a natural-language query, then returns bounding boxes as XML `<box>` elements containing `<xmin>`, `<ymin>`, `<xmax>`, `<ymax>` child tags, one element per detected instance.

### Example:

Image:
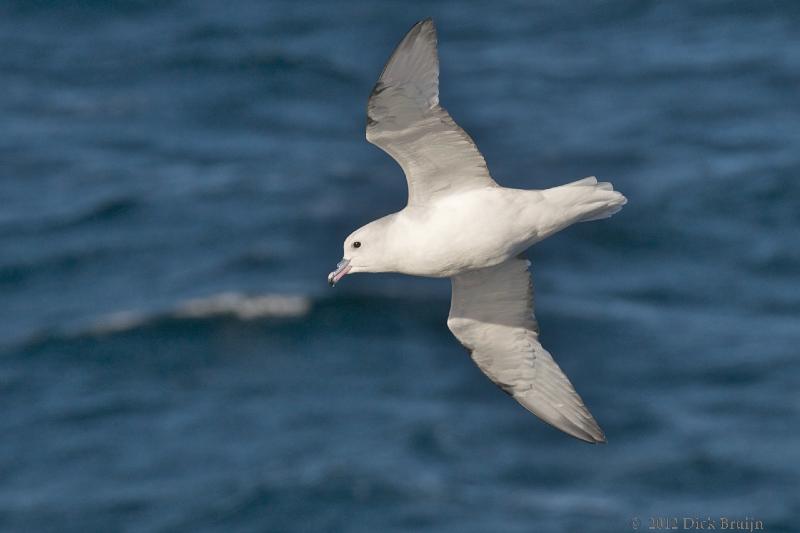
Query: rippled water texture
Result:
<box><xmin>1</xmin><ymin>1</ymin><xmax>798</xmax><ymax>531</ymax></box>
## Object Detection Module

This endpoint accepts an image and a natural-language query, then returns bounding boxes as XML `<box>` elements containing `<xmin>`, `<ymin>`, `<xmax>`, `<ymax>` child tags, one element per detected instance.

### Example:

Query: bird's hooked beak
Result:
<box><xmin>328</xmin><ymin>259</ymin><xmax>351</xmax><ymax>287</ymax></box>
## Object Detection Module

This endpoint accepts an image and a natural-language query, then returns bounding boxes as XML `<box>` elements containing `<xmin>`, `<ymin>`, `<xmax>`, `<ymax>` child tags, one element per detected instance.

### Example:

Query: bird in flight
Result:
<box><xmin>328</xmin><ymin>19</ymin><xmax>626</xmax><ymax>443</ymax></box>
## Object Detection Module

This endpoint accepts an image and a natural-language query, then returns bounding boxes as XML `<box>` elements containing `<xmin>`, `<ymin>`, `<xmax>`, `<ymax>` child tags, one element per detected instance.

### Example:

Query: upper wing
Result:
<box><xmin>447</xmin><ymin>257</ymin><xmax>607</xmax><ymax>443</ymax></box>
<box><xmin>366</xmin><ymin>19</ymin><xmax>497</xmax><ymax>206</ymax></box>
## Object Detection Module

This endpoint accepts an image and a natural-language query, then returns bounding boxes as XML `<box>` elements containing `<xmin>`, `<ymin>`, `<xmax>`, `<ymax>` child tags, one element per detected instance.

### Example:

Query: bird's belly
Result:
<box><xmin>398</xmin><ymin>191</ymin><xmax>533</xmax><ymax>277</ymax></box>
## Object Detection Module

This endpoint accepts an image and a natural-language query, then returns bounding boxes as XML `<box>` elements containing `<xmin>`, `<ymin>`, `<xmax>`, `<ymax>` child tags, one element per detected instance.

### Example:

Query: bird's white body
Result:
<box><xmin>329</xmin><ymin>19</ymin><xmax>626</xmax><ymax>443</ymax></box>
<box><xmin>378</xmin><ymin>179</ymin><xmax>621</xmax><ymax>278</ymax></box>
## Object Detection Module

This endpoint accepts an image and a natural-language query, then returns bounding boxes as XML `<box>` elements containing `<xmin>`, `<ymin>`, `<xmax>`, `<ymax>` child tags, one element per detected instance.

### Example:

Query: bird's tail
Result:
<box><xmin>543</xmin><ymin>176</ymin><xmax>627</xmax><ymax>222</ymax></box>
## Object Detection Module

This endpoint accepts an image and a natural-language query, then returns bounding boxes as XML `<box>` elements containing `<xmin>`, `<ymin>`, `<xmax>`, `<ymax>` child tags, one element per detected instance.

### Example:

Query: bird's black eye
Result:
<box><xmin>352</xmin><ymin>241</ymin><xmax>361</xmax><ymax>248</ymax></box>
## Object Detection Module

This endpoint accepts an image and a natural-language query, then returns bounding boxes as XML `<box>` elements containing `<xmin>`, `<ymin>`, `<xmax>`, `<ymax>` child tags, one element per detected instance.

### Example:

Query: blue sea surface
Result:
<box><xmin>1</xmin><ymin>1</ymin><xmax>798</xmax><ymax>531</ymax></box>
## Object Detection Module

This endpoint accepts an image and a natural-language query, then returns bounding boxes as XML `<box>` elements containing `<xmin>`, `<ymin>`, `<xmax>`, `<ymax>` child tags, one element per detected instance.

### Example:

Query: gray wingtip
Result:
<box><xmin>406</xmin><ymin>18</ymin><xmax>437</xmax><ymax>46</ymax></box>
<box><xmin>587</xmin><ymin>431</ymin><xmax>608</xmax><ymax>445</ymax></box>
<box><xmin>560</xmin><ymin>420</ymin><xmax>607</xmax><ymax>444</ymax></box>
<box><xmin>522</xmin><ymin>399</ymin><xmax>608</xmax><ymax>444</ymax></box>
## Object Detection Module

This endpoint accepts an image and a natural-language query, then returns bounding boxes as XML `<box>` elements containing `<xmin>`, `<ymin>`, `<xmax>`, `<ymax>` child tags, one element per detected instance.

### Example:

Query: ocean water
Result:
<box><xmin>1</xmin><ymin>1</ymin><xmax>798</xmax><ymax>531</ymax></box>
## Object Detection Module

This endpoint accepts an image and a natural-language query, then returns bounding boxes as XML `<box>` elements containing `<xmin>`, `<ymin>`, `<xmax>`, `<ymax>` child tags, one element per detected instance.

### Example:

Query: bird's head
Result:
<box><xmin>328</xmin><ymin>216</ymin><xmax>396</xmax><ymax>286</ymax></box>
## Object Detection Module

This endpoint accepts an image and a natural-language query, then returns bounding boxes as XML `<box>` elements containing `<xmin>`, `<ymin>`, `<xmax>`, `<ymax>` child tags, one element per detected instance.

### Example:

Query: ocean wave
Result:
<box><xmin>160</xmin><ymin>46</ymin><xmax>357</xmax><ymax>84</ymax></box>
<box><xmin>61</xmin><ymin>197</ymin><xmax>140</xmax><ymax>227</ymax></box>
<box><xmin>88</xmin><ymin>292</ymin><xmax>312</xmax><ymax>335</ymax></box>
<box><xmin>175</xmin><ymin>292</ymin><xmax>311</xmax><ymax>320</ymax></box>
<box><xmin>9</xmin><ymin>291</ymin><xmax>453</xmax><ymax>355</ymax></box>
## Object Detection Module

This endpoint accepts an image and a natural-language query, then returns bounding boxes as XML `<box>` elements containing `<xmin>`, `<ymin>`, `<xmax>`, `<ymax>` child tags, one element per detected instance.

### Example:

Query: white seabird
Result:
<box><xmin>328</xmin><ymin>19</ymin><xmax>626</xmax><ymax>443</ymax></box>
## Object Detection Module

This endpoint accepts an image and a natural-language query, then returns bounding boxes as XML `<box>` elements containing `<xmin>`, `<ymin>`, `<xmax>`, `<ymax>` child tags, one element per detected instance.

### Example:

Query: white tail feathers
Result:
<box><xmin>545</xmin><ymin>176</ymin><xmax>627</xmax><ymax>223</ymax></box>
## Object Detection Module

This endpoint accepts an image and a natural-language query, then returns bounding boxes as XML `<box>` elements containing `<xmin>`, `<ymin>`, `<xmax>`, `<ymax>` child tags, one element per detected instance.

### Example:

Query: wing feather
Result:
<box><xmin>447</xmin><ymin>257</ymin><xmax>607</xmax><ymax>443</ymax></box>
<box><xmin>366</xmin><ymin>19</ymin><xmax>496</xmax><ymax>206</ymax></box>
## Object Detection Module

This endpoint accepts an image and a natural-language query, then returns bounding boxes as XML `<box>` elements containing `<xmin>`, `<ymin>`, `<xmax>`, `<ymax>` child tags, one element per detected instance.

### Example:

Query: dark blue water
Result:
<box><xmin>1</xmin><ymin>1</ymin><xmax>798</xmax><ymax>531</ymax></box>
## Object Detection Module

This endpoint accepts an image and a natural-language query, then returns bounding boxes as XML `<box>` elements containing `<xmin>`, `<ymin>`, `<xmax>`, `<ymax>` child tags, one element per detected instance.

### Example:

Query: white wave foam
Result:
<box><xmin>89</xmin><ymin>310</ymin><xmax>149</xmax><ymax>334</ymax></box>
<box><xmin>87</xmin><ymin>292</ymin><xmax>311</xmax><ymax>335</ymax></box>
<box><xmin>175</xmin><ymin>292</ymin><xmax>311</xmax><ymax>320</ymax></box>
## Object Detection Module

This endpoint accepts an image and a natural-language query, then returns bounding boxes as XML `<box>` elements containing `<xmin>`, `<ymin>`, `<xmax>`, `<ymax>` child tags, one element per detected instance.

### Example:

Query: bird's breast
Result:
<box><xmin>394</xmin><ymin>189</ymin><xmax>533</xmax><ymax>277</ymax></box>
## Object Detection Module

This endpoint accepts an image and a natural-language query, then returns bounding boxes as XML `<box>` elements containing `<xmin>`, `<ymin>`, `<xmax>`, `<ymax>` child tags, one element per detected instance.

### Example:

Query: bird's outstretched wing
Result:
<box><xmin>366</xmin><ymin>19</ymin><xmax>497</xmax><ymax>206</ymax></box>
<box><xmin>447</xmin><ymin>256</ymin><xmax>606</xmax><ymax>443</ymax></box>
